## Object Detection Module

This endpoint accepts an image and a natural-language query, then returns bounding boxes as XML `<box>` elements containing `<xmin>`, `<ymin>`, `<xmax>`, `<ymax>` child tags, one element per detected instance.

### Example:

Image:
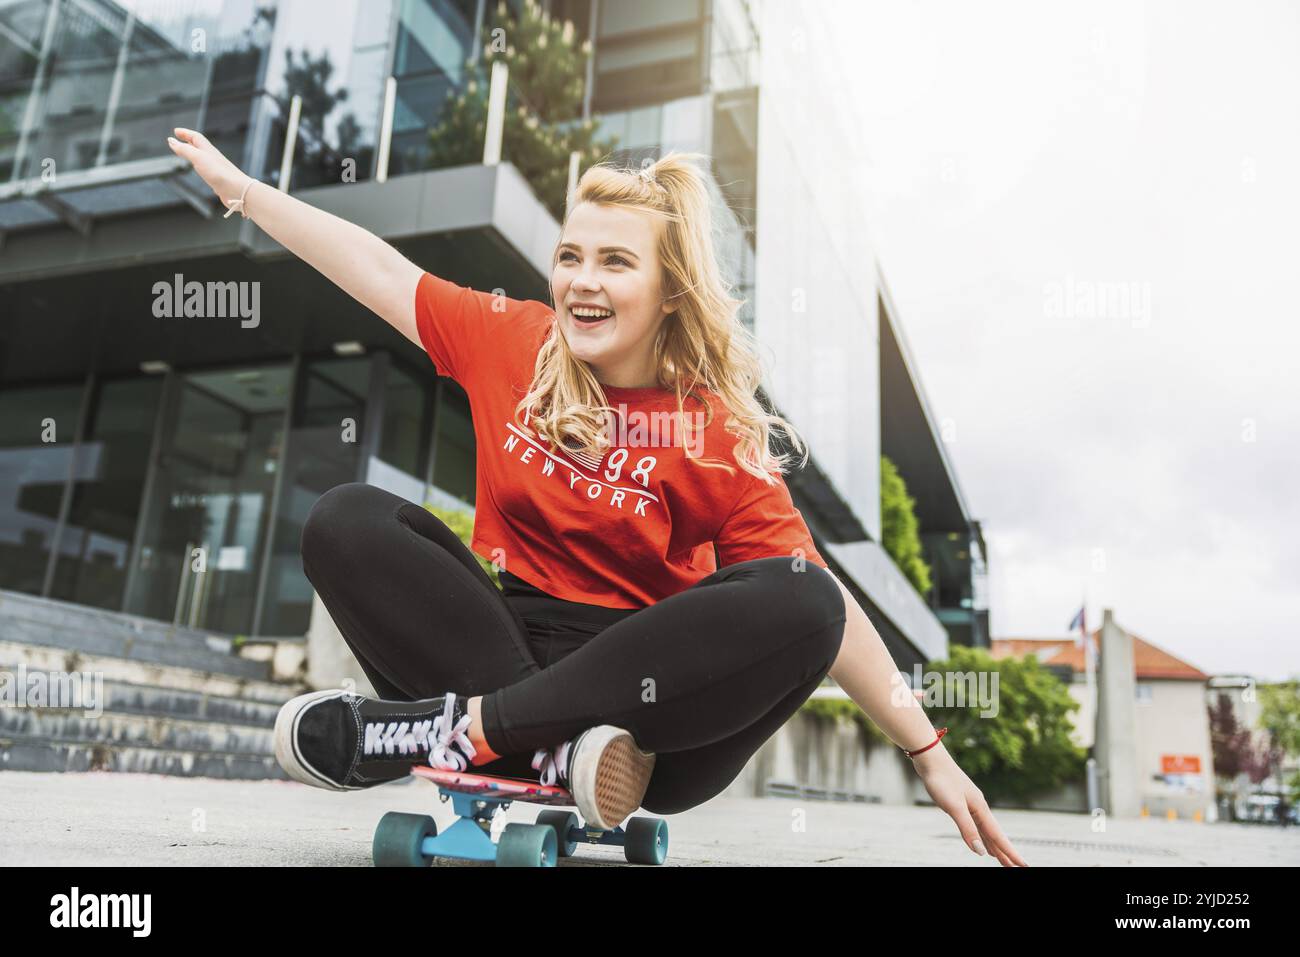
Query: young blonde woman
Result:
<box><xmin>167</xmin><ymin>128</ymin><xmax>1027</xmax><ymax>865</ymax></box>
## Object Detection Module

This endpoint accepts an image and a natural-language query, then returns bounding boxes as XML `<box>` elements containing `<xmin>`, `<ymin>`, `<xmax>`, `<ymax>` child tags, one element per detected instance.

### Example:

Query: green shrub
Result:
<box><xmin>800</xmin><ymin>695</ymin><xmax>889</xmax><ymax>748</ymax></box>
<box><xmin>881</xmin><ymin>455</ymin><xmax>932</xmax><ymax>597</ymax></box>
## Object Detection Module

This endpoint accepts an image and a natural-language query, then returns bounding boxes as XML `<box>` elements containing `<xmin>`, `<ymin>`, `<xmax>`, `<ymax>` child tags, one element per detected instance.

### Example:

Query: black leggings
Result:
<box><xmin>299</xmin><ymin>482</ymin><xmax>847</xmax><ymax>814</ymax></box>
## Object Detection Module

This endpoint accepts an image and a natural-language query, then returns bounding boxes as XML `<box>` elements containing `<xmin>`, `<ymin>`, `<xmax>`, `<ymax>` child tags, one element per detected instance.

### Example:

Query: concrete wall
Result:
<box><xmin>1066</xmin><ymin>678</ymin><xmax>1096</xmax><ymax>750</ymax></box>
<box><xmin>1136</xmin><ymin>679</ymin><xmax>1217</xmax><ymax>821</ymax></box>
<box><xmin>1061</xmin><ymin>664</ymin><xmax>1215</xmax><ymax>820</ymax></box>
<box><xmin>305</xmin><ymin>590</ymin><xmax>377</xmax><ymax>697</ymax></box>
<box><xmin>722</xmin><ymin>711</ymin><xmax>918</xmax><ymax>805</ymax></box>
<box><xmin>1095</xmin><ymin>610</ymin><xmax>1141</xmax><ymax>817</ymax></box>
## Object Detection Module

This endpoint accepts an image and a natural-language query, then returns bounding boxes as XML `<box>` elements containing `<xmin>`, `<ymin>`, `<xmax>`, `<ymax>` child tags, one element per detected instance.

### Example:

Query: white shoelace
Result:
<box><xmin>360</xmin><ymin>694</ymin><xmax>477</xmax><ymax>771</ymax></box>
<box><xmin>532</xmin><ymin>739</ymin><xmax>573</xmax><ymax>787</ymax></box>
<box><xmin>427</xmin><ymin>694</ymin><xmax>477</xmax><ymax>770</ymax></box>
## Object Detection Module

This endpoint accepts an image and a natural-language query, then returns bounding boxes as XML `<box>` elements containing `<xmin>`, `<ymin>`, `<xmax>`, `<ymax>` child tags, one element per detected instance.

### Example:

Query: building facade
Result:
<box><xmin>992</xmin><ymin>624</ymin><xmax>1217</xmax><ymax>820</ymax></box>
<box><xmin>1</xmin><ymin>1</ymin><xmax>983</xmax><ymax>689</ymax></box>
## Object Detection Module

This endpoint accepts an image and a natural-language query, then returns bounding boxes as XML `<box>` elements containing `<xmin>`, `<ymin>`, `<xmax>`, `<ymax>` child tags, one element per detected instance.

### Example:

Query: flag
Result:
<box><xmin>1068</xmin><ymin>605</ymin><xmax>1087</xmax><ymax>646</ymax></box>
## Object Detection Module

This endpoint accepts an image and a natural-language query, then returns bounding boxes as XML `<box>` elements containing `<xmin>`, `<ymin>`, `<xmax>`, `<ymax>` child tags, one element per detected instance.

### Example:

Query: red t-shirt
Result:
<box><xmin>413</xmin><ymin>271</ymin><xmax>828</xmax><ymax>608</ymax></box>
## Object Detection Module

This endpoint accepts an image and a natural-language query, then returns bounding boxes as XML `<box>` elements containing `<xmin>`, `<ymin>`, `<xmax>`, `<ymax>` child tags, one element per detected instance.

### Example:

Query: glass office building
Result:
<box><xmin>1</xmin><ymin>0</ymin><xmax>510</xmax><ymax>639</ymax></box>
<box><xmin>1</xmin><ymin>0</ymin><xmax>986</xmax><ymax>664</ymax></box>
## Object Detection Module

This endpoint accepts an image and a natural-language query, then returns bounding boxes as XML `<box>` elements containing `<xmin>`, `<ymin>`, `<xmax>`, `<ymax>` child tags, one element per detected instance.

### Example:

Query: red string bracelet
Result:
<box><xmin>902</xmin><ymin>726</ymin><xmax>948</xmax><ymax>758</ymax></box>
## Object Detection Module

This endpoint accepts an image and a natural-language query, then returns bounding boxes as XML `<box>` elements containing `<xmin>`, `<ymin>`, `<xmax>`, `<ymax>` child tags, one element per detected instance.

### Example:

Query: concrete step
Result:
<box><xmin>0</xmin><ymin>734</ymin><xmax>289</xmax><ymax>780</ymax></box>
<box><xmin>0</xmin><ymin>591</ymin><xmax>315</xmax><ymax>781</ymax></box>
<box><xmin>0</xmin><ymin>615</ymin><xmax>273</xmax><ymax>682</ymax></box>
<box><xmin>0</xmin><ymin>650</ymin><xmax>304</xmax><ymax>782</ymax></box>
<box><xmin>0</xmin><ymin>706</ymin><xmax>274</xmax><ymax>757</ymax></box>
<box><xmin>0</xmin><ymin>640</ymin><xmax>301</xmax><ymax>706</ymax></box>
<box><xmin>0</xmin><ymin>667</ymin><xmax>284</xmax><ymax>729</ymax></box>
<box><xmin>0</xmin><ymin>588</ymin><xmax>236</xmax><ymax>652</ymax></box>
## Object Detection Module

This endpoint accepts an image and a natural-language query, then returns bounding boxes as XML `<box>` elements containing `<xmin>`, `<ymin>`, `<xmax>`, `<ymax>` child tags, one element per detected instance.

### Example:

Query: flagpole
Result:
<box><xmin>1083</xmin><ymin>587</ymin><xmax>1096</xmax><ymax>753</ymax></box>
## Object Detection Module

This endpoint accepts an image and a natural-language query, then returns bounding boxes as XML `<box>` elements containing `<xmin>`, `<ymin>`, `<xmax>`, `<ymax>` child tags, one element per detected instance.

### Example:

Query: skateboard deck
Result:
<box><xmin>410</xmin><ymin>765</ymin><xmax>576</xmax><ymax>806</ymax></box>
<box><xmin>373</xmin><ymin>764</ymin><xmax>669</xmax><ymax>866</ymax></box>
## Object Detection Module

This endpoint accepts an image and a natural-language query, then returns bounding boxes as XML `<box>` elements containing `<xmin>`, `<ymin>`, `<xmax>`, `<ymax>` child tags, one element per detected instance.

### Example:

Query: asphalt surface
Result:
<box><xmin>2</xmin><ymin>770</ymin><xmax>1296</xmax><ymax>867</ymax></box>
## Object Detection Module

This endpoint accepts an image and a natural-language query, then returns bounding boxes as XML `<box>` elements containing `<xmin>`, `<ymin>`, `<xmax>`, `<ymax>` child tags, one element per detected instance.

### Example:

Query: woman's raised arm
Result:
<box><xmin>166</xmin><ymin>127</ymin><xmax>424</xmax><ymax>346</ymax></box>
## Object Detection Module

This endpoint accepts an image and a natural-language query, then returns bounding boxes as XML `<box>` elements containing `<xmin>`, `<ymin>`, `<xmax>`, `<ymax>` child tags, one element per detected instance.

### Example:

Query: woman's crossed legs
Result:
<box><xmin>300</xmin><ymin>482</ymin><xmax>846</xmax><ymax>814</ymax></box>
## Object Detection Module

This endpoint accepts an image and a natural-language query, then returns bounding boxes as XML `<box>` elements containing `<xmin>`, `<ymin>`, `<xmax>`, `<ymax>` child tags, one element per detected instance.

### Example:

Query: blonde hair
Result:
<box><xmin>513</xmin><ymin>150</ymin><xmax>810</xmax><ymax>485</ymax></box>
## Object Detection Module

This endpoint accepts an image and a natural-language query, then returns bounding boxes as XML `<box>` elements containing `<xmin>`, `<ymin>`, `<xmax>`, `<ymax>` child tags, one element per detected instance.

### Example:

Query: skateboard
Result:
<box><xmin>371</xmin><ymin>765</ymin><xmax>669</xmax><ymax>867</ymax></box>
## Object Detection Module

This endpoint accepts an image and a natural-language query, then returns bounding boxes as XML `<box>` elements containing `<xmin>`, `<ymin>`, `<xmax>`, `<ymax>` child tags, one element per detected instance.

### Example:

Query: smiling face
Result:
<box><xmin>551</xmin><ymin>201</ymin><xmax>675</xmax><ymax>389</ymax></box>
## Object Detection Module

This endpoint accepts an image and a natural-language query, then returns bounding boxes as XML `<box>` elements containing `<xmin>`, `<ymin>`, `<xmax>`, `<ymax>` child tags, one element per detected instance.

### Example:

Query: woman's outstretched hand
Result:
<box><xmin>166</xmin><ymin>127</ymin><xmax>253</xmax><ymax>213</ymax></box>
<box><xmin>911</xmin><ymin>747</ymin><xmax>1029</xmax><ymax>866</ymax></box>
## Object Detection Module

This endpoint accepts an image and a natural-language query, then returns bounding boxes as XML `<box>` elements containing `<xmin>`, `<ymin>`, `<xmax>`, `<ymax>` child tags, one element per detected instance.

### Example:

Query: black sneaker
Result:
<box><xmin>274</xmin><ymin>689</ymin><xmax>477</xmax><ymax>791</ymax></box>
<box><xmin>531</xmin><ymin>726</ymin><xmax>656</xmax><ymax>830</ymax></box>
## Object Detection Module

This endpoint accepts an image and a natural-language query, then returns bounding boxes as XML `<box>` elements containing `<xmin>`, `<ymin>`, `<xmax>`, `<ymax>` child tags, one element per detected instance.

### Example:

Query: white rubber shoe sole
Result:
<box><xmin>569</xmin><ymin>726</ymin><xmax>656</xmax><ymax>830</ymax></box>
<box><xmin>274</xmin><ymin>688</ymin><xmax>359</xmax><ymax>791</ymax></box>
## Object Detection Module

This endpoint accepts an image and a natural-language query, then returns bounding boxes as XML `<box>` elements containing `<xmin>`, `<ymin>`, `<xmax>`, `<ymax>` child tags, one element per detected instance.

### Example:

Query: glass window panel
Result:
<box><xmin>50</xmin><ymin>375</ymin><xmax>163</xmax><ymax>611</ymax></box>
<box><xmin>259</xmin><ymin>0</ymin><xmax>393</xmax><ymax>187</ymax></box>
<box><xmin>4</xmin><ymin>0</ymin><xmax>275</xmax><ymax>186</ymax></box>
<box><xmin>259</xmin><ymin>355</ymin><xmax>371</xmax><ymax>635</ymax></box>
<box><xmin>20</xmin><ymin>0</ymin><xmax>125</xmax><ymax>177</ymax></box>
<box><xmin>0</xmin><ymin>0</ymin><xmax>52</xmax><ymax>180</ymax></box>
<box><xmin>105</xmin><ymin>0</ymin><xmax>225</xmax><ymax>168</ymax></box>
<box><xmin>379</xmin><ymin>360</ymin><xmax>432</xmax><ymax>477</ymax></box>
<box><xmin>393</xmin><ymin>0</ymin><xmax>474</xmax><ymax>81</ymax></box>
<box><xmin>126</xmin><ymin>364</ymin><xmax>291</xmax><ymax>634</ymax></box>
<box><xmin>0</xmin><ymin>381</ymin><xmax>87</xmax><ymax>594</ymax></box>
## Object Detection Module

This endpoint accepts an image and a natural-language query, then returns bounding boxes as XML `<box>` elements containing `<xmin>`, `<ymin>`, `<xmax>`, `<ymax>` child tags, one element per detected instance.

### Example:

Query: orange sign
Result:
<box><xmin>1161</xmin><ymin>755</ymin><xmax>1201</xmax><ymax>774</ymax></box>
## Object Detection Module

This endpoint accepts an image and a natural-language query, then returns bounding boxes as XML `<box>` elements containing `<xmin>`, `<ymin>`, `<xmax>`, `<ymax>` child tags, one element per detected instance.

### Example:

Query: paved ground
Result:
<box><xmin>2</xmin><ymin>770</ymin><xmax>1296</xmax><ymax>867</ymax></box>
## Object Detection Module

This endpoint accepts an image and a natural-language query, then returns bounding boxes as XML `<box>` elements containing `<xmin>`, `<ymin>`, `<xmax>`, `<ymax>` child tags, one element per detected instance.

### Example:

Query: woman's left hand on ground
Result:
<box><xmin>911</xmin><ymin>748</ymin><xmax>1029</xmax><ymax>866</ymax></box>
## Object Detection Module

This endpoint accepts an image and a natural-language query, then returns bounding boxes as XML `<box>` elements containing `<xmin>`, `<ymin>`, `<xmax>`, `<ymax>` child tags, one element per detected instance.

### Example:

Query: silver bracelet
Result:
<box><xmin>223</xmin><ymin>179</ymin><xmax>256</xmax><ymax>219</ymax></box>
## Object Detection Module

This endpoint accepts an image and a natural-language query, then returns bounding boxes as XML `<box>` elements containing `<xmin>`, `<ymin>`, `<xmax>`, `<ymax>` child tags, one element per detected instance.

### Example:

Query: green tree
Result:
<box><xmin>881</xmin><ymin>454</ymin><xmax>932</xmax><ymax>597</ymax></box>
<box><xmin>425</xmin><ymin>0</ymin><xmax>619</xmax><ymax>220</ymax></box>
<box><xmin>1258</xmin><ymin>680</ymin><xmax>1300</xmax><ymax>818</ymax></box>
<box><xmin>923</xmin><ymin>645</ymin><xmax>1087</xmax><ymax>804</ymax></box>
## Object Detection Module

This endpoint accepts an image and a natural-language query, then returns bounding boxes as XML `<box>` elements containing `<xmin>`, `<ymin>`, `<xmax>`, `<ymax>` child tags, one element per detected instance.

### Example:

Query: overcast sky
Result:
<box><xmin>834</xmin><ymin>0</ymin><xmax>1299</xmax><ymax>681</ymax></box>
